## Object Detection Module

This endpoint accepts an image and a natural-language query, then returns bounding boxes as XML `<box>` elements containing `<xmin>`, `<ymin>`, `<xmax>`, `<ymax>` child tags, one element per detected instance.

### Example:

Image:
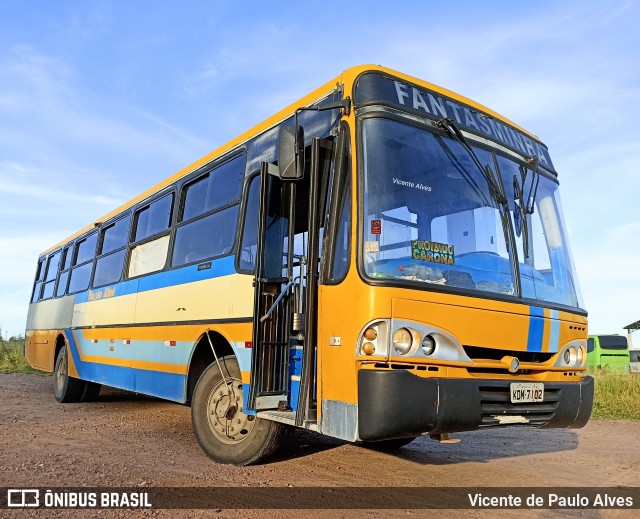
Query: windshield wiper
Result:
<box><xmin>436</xmin><ymin>118</ymin><xmax>507</xmax><ymax>207</ymax></box>
<box><xmin>522</xmin><ymin>156</ymin><xmax>540</xmax><ymax>215</ymax></box>
<box><xmin>434</xmin><ymin>117</ymin><xmax>525</xmax><ymax>295</ymax></box>
<box><xmin>513</xmin><ymin>156</ymin><xmax>540</xmax><ymax>259</ymax></box>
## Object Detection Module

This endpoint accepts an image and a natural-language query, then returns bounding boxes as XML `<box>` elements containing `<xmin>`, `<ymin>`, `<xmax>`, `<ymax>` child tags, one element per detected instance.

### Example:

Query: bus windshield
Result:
<box><xmin>598</xmin><ymin>336</ymin><xmax>628</xmax><ymax>350</ymax></box>
<box><xmin>361</xmin><ymin>116</ymin><xmax>583</xmax><ymax>309</ymax></box>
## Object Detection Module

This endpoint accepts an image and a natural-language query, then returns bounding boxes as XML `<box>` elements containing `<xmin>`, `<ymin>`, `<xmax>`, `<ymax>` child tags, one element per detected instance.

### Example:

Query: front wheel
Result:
<box><xmin>191</xmin><ymin>356</ymin><xmax>284</xmax><ymax>466</ymax></box>
<box><xmin>53</xmin><ymin>346</ymin><xmax>86</xmax><ymax>403</ymax></box>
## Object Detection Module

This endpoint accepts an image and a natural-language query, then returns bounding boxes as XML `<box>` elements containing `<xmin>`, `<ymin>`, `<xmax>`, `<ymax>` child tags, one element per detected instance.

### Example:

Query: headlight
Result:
<box><xmin>555</xmin><ymin>343</ymin><xmax>583</xmax><ymax>368</ymax></box>
<box><xmin>421</xmin><ymin>335</ymin><xmax>436</xmax><ymax>356</ymax></box>
<box><xmin>393</xmin><ymin>328</ymin><xmax>413</xmax><ymax>355</ymax></box>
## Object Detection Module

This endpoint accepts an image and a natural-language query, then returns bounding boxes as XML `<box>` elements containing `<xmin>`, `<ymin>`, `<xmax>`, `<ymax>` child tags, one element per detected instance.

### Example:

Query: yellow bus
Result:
<box><xmin>25</xmin><ymin>65</ymin><xmax>593</xmax><ymax>465</ymax></box>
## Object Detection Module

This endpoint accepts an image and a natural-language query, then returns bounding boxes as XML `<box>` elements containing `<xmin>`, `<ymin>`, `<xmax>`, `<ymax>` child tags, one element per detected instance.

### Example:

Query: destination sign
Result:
<box><xmin>354</xmin><ymin>72</ymin><xmax>555</xmax><ymax>172</ymax></box>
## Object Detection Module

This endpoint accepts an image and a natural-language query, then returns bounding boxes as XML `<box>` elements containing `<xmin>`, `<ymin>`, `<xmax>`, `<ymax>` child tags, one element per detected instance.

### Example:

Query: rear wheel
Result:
<box><xmin>53</xmin><ymin>346</ymin><xmax>85</xmax><ymax>403</ymax></box>
<box><xmin>191</xmin><ymin>356</ymin><xmax>284</xmax><ymax>466</ymax></box>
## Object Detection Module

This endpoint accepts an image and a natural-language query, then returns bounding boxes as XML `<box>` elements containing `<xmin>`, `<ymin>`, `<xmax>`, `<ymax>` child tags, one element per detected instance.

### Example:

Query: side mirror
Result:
<box><xmin>277</xmin><ymin>125</ymin><xmax>305</xmax><ymax>180</ymax></box>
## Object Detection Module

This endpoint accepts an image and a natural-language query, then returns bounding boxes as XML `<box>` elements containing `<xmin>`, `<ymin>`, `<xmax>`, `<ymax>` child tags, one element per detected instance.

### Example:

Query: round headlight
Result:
<box><xmin>576</xmin><ymin>346</ymin><xmax>584</xmax><ymax>366</ymax></box>
<box><xmin>421</xmin><ymin>335</ymin><xmax>436</xmax><ymax>356</ymax></box>
<box><xmin>393</xmin><ymin>328</ymin><xmax>413</xmax><ymax>355</ymax></box>
<box><xmin>563</xmin><ymin>346</ymin><xmax>578</xmax><ymax>366</ymax></box>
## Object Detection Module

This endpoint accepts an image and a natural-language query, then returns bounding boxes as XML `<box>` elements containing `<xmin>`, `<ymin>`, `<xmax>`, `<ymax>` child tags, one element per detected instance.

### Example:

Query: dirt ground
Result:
<box><xmin>1</xmin><ymin>373</ymin><xmax>638</xmax><ymax>518</ymax></box>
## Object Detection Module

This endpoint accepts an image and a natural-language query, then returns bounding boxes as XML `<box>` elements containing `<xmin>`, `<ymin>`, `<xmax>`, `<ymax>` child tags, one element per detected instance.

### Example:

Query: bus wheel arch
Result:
<box><xmin>53</xmin><ymin>333</ymin><xmax>67</xmax><ymax>372</ymax></box>
<box><xmin>186</xmin><ymin>330</ymin><xmax>235</xmax><ymax>405</ymax></box>
<box><xmin>53</xmin><ymin>335</ymin><xmax>85</xmax><ymax>403</ymax></box>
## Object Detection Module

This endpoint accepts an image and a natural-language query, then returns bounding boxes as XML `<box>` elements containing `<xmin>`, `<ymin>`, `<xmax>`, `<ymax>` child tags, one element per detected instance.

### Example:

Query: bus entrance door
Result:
<box><xmin>248</xmin><ymin>138</ymin><xmax>333</xmax><ymax>424</ymax></box>
<box><xmin>248</xmin><ymin>166</ymin><xmax>294</xmax><ymax>411</ymax></box>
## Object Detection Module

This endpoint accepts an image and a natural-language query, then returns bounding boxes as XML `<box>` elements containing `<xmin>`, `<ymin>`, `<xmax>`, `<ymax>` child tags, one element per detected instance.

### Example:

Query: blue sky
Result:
<box><xmin>0</xmin><ymin>1</ymin><xmax>638</xmax><ymax>340</ymax></box>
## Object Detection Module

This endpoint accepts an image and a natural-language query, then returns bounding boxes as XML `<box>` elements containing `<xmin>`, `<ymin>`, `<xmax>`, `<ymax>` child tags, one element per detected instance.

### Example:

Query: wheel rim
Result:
<box><xmin>55</xmin><ymin>350</ymin><xmax>67</xmax><ymax>393</ymax></box>
<box><xmin>205</xmin><ymin>376</ymin><xmax>255</xmax><ymax>445</ymax></box>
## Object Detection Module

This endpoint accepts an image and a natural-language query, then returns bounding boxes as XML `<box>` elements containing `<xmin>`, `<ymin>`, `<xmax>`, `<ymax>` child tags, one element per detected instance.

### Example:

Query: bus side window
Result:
<box><xmin>56</xmin><ymin>245</ymin><xmax>73</xmax><ymax>297</ymax></box>
<box><xmin>587</xmin><ymin>338</ymin><xmax>595</xmax><ymax>353</ymax></box>
<box><xmin>172</xmin><ymin>155</ymin><xmax>244</xmax><ymax>267</ymax></box>
<box><xmin>330</xmin><ymin>174</ymin><xmax>351</xmax><ymax>282</ymax></box>
<box><xmin>41</xmin><ymin>250</ymin><xmax>62</xmax><ymax>300</ymax></box>
<box><xmin>238</xmin><ymin>175</ymin><xmax>260</xmax><ymax>272</ymax></box>
<box><xmin>68</xmin><ymin>232</ymin><xmax>97</xmax><ymax>294</ymax></box>
<box><xmin>128</xmin><ymin>193</ymin><xmax>174</xmax><ymax>278</ymax></box>
<box><xmin>93</xmin><ymin>214</ymin><xmax>131</xmax><ymax>288</ymax></box>
<box><xmin>31</xmin><ymin>258</ymin><xmax>45</xmax><ymax>303</ymax></box>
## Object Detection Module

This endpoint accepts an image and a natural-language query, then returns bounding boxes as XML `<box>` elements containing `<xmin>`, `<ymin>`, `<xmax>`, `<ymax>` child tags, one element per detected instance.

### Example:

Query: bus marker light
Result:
<box><xmin>364</xmin><ymin>327</ymin><xmax>377</xmax><ymax>341</ymax></box>
<box><xmin>245</xmin><ymin>341</ymin><xmax>252</xmax><ymax>348</ymax></box>
<box><xmin>362</xmin><ymin>342</ymin><xmax>375</xmax><ymax>355</ymax></box>
<box><xmin>122</xmin><ymin>339</ymin><xmax>131</xmax><ymax>345</ymax></box>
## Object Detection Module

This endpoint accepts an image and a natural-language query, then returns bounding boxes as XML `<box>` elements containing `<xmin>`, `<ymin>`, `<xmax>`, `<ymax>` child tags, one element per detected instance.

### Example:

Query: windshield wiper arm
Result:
<box><xmin>522</xmin><ymin>156</ymin><xmax>540</xmax><ymax>215</ymax></box>
<box><xmin>437</xmin><ymin>117</ymin><xmax>520</xmax><ymax>297</ymax></box>
<box><xmin>513</xmin><ymin>156</ymin><xmax>540</xmax><ymax>260</ymax></box>
<box><xmin>513</xmin><ymin>174</ymin><xmax>531</xmax><ymax>259</ymax></box>
<box><xmin>436</xmin><ymin>118</ymin><xmax>507</xmax><ymax>206</ymax></box>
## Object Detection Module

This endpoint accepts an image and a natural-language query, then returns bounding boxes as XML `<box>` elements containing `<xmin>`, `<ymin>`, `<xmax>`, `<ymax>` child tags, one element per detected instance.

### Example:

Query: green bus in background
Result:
<box><xmin>587</xmin><ymin>335</ymin><xmax>630</xmax><ymax>373</ymax></box>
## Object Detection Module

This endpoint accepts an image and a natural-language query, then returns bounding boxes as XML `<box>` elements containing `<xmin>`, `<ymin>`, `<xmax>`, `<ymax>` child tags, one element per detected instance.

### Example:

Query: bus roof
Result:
<box><xmin>40</xmin><ymin>64</ymin><xmax>541</xmax><ymax>257</ymax></box>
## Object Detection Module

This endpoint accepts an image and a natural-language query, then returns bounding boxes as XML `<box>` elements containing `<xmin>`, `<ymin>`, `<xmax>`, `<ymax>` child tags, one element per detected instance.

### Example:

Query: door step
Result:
<box><xmin>257</xmin><ymin>410</ymin><xmax>318</xmax><ymax>431</ymax></box>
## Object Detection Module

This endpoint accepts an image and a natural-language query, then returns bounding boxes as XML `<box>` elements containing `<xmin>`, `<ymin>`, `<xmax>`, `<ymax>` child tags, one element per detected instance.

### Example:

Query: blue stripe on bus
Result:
<box><xmin>64</xmin><ymin>330</ymin><xmax>187</xmax><ymax>402</ymax></box>
<box><xmin>527</xmin><ymin>306</ymin><xmax>545</xmax><ymax>352</ymax></box>
<box><xmin>74</xmin><ymin>255</ymin><xmax>238</xmax><ymax>304</ymax></box>
<box><xmin>549</xmin><ymin>309</ymin><xmax>560</xmax><ymax>353</ymax></box>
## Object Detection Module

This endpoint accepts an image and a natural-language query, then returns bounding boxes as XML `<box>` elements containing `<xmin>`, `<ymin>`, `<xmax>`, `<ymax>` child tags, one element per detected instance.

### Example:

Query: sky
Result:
<box><xmin>0</xmin><ymin>0</ymin><xmax>638</xmax><ymax>340</ymax></box>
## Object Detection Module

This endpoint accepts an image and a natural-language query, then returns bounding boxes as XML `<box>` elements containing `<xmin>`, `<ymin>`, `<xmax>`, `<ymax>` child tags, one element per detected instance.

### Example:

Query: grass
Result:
<box><xmin>591</xmin><ymin>371</ymin><xmax>640</xmax><ymax>420</ymax></box>
<box><xmin>0</xmin><ymin>332</ymin><xmax>39</xmax><ymax>373</ymax></box>
<box><xmin>0</xmin><ymin>347</ymin><xmax>39</xmax><ymax>373</ymax></box>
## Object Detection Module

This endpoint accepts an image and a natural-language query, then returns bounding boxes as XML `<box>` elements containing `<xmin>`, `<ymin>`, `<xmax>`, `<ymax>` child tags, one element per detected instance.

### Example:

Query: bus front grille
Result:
<box><xmin>478</xmin><ymin>386</ymin><xmax>561</xmax><ymax>427</ymax></box>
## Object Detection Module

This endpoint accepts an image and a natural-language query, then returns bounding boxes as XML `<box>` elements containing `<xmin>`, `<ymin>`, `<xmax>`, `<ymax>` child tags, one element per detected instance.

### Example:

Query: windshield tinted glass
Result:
<box><xmin>496</xmin><ymin>156</ymin><xmax>582</xmax><ymax>307</ymax></box>
<box><xmin>598</xmin><ymin>335</ymin><xmax>628</xmax><ymax>350</ymax></box>
<box><xmin>361</xmin><ymin>117</ymin><xmax>583</xmax><ymax>308</ymax></box>
<box><xmin>362</xmin><ymin>117</ymin><xmax>515</xmax><ymax>296</ymax></box>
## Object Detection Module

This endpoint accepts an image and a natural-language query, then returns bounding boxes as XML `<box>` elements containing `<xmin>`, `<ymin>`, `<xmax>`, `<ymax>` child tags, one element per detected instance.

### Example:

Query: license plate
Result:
<box><xmin>510</xmin><ymin>383</ymin><xmax>544</xmax><ymax>403</ymax></box>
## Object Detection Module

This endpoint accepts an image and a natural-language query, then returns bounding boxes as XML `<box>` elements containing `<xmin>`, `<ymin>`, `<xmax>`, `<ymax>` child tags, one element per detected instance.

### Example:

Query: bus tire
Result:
<box><xmin>191</xmin><ymin>356</ymin><xmax>284</xmax><ymax>466</ymax></box>
<box><xmin>80</xmin><ymin>381</ymin><xmax>102</xmax><ymax>402</ymax></box>
<box><xmin>363</xmin><ymin>437</ymin><xmax>417</xmax><ymax>450</ymax></box>
<box><xmin>53</xmin><ymin>346</ymin><xmax>86</xmax><ymax>403</ymax></box>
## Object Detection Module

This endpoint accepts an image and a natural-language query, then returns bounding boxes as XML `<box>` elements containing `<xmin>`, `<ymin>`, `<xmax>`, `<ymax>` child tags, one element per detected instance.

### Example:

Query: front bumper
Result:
<box><xmin>357</xmin><ymin>370</ymin><xmax>594</xmax><ymax>441</ymax></box>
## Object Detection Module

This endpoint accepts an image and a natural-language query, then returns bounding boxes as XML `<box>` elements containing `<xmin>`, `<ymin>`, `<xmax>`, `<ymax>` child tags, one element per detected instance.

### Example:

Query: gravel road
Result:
<box><xmin>1</xmin><ymin>373</ymin><xmax>638</xmax><ymax>518</ymax></box>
